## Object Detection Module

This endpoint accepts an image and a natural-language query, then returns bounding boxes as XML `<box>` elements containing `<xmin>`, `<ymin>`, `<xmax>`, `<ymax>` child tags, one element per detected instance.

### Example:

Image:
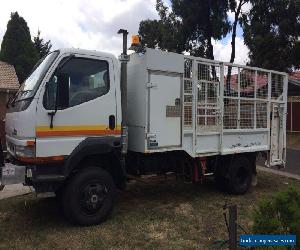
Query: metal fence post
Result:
<box><xmin>228</xmin><ymin>204</ymin><xmax>237</xmax><ymax>250</ymax></box>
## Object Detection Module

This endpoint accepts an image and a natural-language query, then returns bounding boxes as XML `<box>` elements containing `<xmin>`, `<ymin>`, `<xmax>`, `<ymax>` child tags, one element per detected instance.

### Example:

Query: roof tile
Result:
<box><xmin>0</xmin><ymin>61</ymin><xmax>19</xmax><ymax>90</ymax></box>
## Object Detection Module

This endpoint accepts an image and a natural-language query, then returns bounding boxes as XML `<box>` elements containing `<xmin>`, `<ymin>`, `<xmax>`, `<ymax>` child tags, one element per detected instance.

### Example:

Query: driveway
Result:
<box><xmin>0</xmin><ymin>184</ymin><xmax>31</xmax><ymax>200</ymax></box>
<box><xmin>284</xmin><ymin>149</ymin><xmax>300</xmax><ymax>175</ymax></box>
<box><xmin>257</xmin><ymin>148</ymin><xmax>300</xmax><ymax>176</ymax></box>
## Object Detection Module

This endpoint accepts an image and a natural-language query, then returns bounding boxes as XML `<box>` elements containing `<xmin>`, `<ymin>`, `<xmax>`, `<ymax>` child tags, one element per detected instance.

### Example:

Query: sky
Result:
<box><xmin>0</xmin><ymin>0</ymin><xmax>250</xmax><ymax>64</ymax></box>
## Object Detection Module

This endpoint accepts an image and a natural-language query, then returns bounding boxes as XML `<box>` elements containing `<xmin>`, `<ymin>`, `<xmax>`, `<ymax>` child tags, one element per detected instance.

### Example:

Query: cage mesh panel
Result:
<box><xmin>240</xmin><ymin>69</ymin><xmax>255</xmax><ymax>98</ymax></box>
<box><xmin>183</xmin><ymin>58</ymin><xmax>283</xmax><ymax>132</ymax></box>
<box><xmin>224</xmin><ymin>66</ymin><xmax>238</xmax><ymax>97</ymax></box>
<box><xmin>184</xmin><ymin>95</ymin><xmax>192</xmax><ymax>103</ymax></box>
<box><xmin>198</xmin><ymin>63</ymin><xmax>220</xmax><ymax>82</ymax></box>
<box><xmin>207</xmin><ymin>82</ymin><xmax>218</xmax><ymax>103</ymax></box>
<box><xmin>197</xmin><ymin>82</ymin><xmax>206</xmax><ymax>104</ymax></box>
<box><xmin>183</xmin><ymin>59</ymin><xmax>193</xmax><ymax>128</ymax></box>
<box><xmin>224</xmin><ymin>99</ymin><xmax>238</xmax><ymax>129</ymax></box>
<box><xmin>183</xmin><ymin>79</ymin><xmax>193</xmax><ymax>127</ymax></box>
<box><xmin>197</xmin><ymin>117</ymin><xmax>205</xmax><ymax>126</ymax></box>
<box><xmin>184</xmin><ymin>59</ymin><xmax>193</xmax><ymax>79</ymax></box>
<box><xmin>184</xmin><ymin>79</ymin><xmax>192</xmax><ymax>93</ymax></box>
<box><xmin>256</xmin><ymin>71</ymin><xmax>268</xmax><ymax>99</ymax></box>
<box><xmin>240</xmin><ymin>100</ymin><xmax>254</xmax><ymax>129</ymax></box>
<box><xmin>271</xmin><ymin>73</ymin><xmax>284</xmax><ymax>100</ymax></box>
<box><xmin>196</xmin><ymin>63</ymin><xmax>220</xmax><ymax>132</ymax></box>
<box><xmin>184</xmin><ymin>105</ymin><xmax>192</xmax><ymax>127</ymax></box>
<box><xmin>256</xmin><ymin>102</ymin><xmax>268</xmax><ymax>128</ymax></box>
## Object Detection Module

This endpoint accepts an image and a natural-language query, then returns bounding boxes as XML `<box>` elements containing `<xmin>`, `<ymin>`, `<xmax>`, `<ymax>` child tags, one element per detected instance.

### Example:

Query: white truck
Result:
<box><xmin>0</xmin><ymin>30</ymin><xmax>287</xmax><ymax>225</ymax></box>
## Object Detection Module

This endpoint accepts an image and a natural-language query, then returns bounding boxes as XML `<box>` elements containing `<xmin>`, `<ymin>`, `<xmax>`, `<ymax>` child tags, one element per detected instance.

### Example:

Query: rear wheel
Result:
<box><xmin>227</xmin><ymin>156</ymin><xmax>252</xmax><ymax>195</ymax></box>
<box><xmin>214</xmin><ymin>171</ymin><xmax>228</xmax><ymax>191</ymax></box>
<box><xmin>62</xmin><ymin>167</ymin><xmax>116</xmax><ymax>226</ymax></box>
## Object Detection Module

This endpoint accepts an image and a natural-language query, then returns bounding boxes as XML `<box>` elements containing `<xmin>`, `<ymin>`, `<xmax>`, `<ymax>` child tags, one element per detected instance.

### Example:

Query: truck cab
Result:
<box><xmin>2</xmin><ymin>49</ymin><xmax>126</xmax><ymax>222</ymax></box>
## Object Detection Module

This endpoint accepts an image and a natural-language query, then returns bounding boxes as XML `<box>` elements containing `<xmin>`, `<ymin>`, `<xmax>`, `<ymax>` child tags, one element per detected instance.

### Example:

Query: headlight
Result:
<box><xmin>15</xmin><ymin>145</ymin><xmax>35</xmax><ymax>158</ymax></box>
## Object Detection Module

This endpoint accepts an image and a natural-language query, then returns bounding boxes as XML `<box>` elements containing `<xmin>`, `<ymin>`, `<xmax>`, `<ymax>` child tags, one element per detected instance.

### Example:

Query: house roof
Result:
<box><xmin>0</xmin><ymin>61</ymin><xmax>19</xmax><ymax>91</ymax></box>
<box><xmin>288</xmin><ymin>71</ymin><xmax>300</xmax><ymax>96</ymax></box>
<box><xmin>223</xmin><ymin>70</ymin><xmax>300</xmax><ymax>95</ymax></box>
<box><xmin>289</xmin><ymin>71</ymin><xmax>300</xmax><ymax>82</ymax></box>
<box><xmin>224</xmin><ymin>71</ymin><xmax>268</xmax><ymax>93</ymax></box>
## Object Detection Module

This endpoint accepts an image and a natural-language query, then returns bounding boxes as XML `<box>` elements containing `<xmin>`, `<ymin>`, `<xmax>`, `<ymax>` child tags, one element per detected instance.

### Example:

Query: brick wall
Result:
<box><xmin>287</xmin><ymin>96</ymin><xmax>300</xmax><ymax>132</ymax></box>
<box><xmin>0</xmin><ymin>90</ymin><xmax>16</xmax><ymax>145</ymax></box>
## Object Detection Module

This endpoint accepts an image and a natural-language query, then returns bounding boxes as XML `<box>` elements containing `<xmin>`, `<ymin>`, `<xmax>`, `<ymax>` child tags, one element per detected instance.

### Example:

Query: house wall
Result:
<box><xmin>287</xmin><ymin>96</ymin><xmax>300</xmax><ymax>132</ymax></box>
<box><xmin>0</xmin><ymin>90</ymin><xmax>17</xmax><ymax>145</ymax></box>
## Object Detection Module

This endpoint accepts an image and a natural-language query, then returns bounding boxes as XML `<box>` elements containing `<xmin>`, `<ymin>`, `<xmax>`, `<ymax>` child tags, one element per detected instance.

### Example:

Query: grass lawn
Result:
<box><xmin>0</xmin><ymin>171</ymin><xmax>300</xmax><ymax>250</ymax></box>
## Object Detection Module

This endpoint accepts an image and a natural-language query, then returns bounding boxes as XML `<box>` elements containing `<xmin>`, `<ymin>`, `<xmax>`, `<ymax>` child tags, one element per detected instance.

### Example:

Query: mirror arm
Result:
<box><xmin>48</xmin><ymin>111</ymin><xmax>56</xmax><ymax>129</ymax></box>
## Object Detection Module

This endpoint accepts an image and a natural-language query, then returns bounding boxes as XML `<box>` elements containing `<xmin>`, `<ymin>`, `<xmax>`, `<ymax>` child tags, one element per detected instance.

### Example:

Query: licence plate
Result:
<box><xmin>2</xmin><ymin>164</ymin><xmax>16</xmax><ymax>176</ymax></box>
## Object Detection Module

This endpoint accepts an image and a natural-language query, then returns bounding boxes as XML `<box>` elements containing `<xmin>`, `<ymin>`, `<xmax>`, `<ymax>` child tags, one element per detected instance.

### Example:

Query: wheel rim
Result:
<box><xmin>80</xmin><ymin>181</ymin><xmax>108</xmax><ymax>216</ymax></box>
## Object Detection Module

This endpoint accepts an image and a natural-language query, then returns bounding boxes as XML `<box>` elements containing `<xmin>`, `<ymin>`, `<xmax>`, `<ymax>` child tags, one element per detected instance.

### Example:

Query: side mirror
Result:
<box><xmin>44</xmin><ymin>79</ymin><xmax>58</xmax><ymax>129</ymax></box>
<box><xmin>44</xmin><ymin>79</ymin><xmax>57</xmax><ymax>110</ymax></box>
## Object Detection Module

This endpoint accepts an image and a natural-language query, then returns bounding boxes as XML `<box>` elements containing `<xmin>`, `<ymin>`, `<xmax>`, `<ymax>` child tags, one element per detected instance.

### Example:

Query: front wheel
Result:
<box><xmin>62</xmin><ymin>167</ymin><xmax>116</xmax><ymax>226</ymax></box>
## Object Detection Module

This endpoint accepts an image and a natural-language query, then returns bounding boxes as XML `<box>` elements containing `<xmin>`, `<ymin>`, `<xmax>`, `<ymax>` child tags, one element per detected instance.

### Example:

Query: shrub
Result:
<box><xmin>253</xmin><ymin>187</ymin><xmax>300</xmax><ymax>248</ymax></box>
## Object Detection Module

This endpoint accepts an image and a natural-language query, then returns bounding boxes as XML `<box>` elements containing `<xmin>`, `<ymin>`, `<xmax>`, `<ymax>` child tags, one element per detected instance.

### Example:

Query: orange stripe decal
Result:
<box><xmin>36</xmin><ymin>129</ymin><xmax>121</xmax><ymax>137</ymax></box>
<box><xmin>36</xmin><ymin>125</ymin><xmax>121</xmax><ymax>138</ymax></box>
<box><xmin>17</xmin><ymin>155</ymin><xmax>66</xmax><ymax>164</ymax></box>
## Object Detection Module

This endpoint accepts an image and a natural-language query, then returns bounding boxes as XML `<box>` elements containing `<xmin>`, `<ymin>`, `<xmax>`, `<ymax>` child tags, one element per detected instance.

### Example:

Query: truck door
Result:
<box><xmin>269</xmin><ymin>103</ymin><xmax>286</xmax><ymax>166</ymax></box>
<box><xmin>147</xmin><ymin>72</ymin><xmax>182</xmax><ymax>148</ymax></box>
<box><xmin>35</xmin><ymin>53</ymin><xmax>119</xmax><ymax>159</ymax></box>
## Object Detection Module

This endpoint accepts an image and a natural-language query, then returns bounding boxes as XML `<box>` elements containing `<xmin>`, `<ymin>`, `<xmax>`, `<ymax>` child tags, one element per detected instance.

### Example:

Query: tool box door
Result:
<box><xmin>147</xmin><ymin>72</ymin><xmax>182</xmax><ymax>149</ymax></box>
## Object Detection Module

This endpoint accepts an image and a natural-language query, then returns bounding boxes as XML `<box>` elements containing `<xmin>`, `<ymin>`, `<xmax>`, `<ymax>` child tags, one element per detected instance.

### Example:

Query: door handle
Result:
<box><xmin>109</xmin><ymin>115</ymin><xmax>115</xmax><ymax>130</ymax></box>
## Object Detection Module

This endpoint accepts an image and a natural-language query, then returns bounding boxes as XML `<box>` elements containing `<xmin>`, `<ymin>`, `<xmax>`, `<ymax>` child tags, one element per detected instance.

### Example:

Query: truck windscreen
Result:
<box><xmin>7</xmin><ymin>51</ymin><xmax>59</xmax><ymax>112</ymax></box>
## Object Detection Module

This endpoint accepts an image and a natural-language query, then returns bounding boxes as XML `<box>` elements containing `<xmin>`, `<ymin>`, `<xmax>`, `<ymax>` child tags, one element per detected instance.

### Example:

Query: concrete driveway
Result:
<box><xmin>0</xmin><ymin>184</ymin><xmax>31</xmax><ymax>200</ymax></box>
<box><xmin>284</xmin><ymin>149</ymin><xmax>300</xmax><ymax>175</ymax></box>
<box><xmin>257</xmin><ymin>148</ymin><xmax>300</xmax><ymax>177</ymax></box>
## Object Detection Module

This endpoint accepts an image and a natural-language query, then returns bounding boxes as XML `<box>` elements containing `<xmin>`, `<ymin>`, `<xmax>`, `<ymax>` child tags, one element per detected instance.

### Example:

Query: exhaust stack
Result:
<box><xmin>117</xmin><ymin>29</ymin><xmax>129</xmax><ymax>155</ymax></box>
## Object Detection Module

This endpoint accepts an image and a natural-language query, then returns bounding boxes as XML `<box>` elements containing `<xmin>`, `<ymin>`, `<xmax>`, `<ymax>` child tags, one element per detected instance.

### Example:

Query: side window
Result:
<box><xmin>44</xmin><ymin>57</ymin><xmax>110</xmax><ymax>109</ymax></box>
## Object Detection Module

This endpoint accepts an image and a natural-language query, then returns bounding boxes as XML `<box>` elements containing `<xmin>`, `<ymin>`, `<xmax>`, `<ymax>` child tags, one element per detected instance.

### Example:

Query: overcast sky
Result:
<box><xmin>0</xmin><ymin>0</ymin><xmax>249</xmax><ymax>64</ymax></box>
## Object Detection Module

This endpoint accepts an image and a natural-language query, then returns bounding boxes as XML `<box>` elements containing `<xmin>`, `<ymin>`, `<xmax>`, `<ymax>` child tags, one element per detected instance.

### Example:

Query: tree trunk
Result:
<box><xmin>208</xmin><ymin>37</ymin><xmax>217</xmax><ymax>79</ymax></box>
<box><xmin>226</xmin><ymin>0</ymin><xmax>244</xmax><ymax>95</ymax></box>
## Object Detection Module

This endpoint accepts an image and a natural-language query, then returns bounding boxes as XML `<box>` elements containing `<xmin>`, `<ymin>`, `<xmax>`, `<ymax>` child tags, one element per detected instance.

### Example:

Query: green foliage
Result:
<box><xmin>172</xmin><ymin>0</ymin><xmax>230</xmax><ymax>58</ymax></box>
<box><xmin>242</xmin><ymin>0</ymin><xmax>300</xmax><ymax>71</ymax></box>
<box><xmin>253</xmin><ymin>187</ymin><xmax>300</xmax><ymax>248</ymax></box>
<box><xmin>139</xmin><ymin>0</ymin><xmax>186</xmax><ymax>54</ymax></box>
<box><xmin>33</xmin><ymin>30</ymin><xmax>52</xmax><ymax>59</ymax></box>
<box><xmin>0</xmin><ymin>12</ymin><xmax>39</xmax><ymax>83</ymax></box>
<box><xmin>138</xmin><ymin>0</ymin><xmax>231</xmax><ymax>59</ymax></box>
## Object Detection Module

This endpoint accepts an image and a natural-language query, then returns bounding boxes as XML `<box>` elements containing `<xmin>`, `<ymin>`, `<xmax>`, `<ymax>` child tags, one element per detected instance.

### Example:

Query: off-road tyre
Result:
<box><xmin>227</xmin><ymin>156</ymin><xmax>252</xmax><ymax>195</ymax></box>
<box><xmin>62</xmin><ymin>167</ymin><xmax>116</xmax><ymax>226</ymax></box>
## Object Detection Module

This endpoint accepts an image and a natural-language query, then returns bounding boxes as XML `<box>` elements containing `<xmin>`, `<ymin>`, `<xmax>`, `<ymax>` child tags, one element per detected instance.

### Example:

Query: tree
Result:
<box><xmin>228</xmin><ymin>0</ymin><xmax>249</xmax><ymax>64</ymax></box>
<box><xmin>139</xmin><ymin>0</ymin><xmax>231</xmax><ymax>59</ymax></box>
<box><xmin>33</xmin><ymin>30</ymin><xmax>52</xmax><ymax>59</ymax></box>
<box><xmin>139</xmin><ymin>0</ymin><xmax>186</xmax><ymax>53</ymax></box>
<box><xmin>171</xmin><ymin>0</ymin><xmax>231</xmax><ymax>59</ymax></box>
<box><xmin>241</xmin><ymin>0</ymin><xmax>300</xmax><ymax>72</ymax></box>
<box><xmin>0</xmin><ymin>12</ymin><xmax>39</xmax><ymax>83</ymax></box>
<box><xmin>226</xmin><ymin>0</ymin><xmax>249</xmax><ymax>93</ymax></box>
